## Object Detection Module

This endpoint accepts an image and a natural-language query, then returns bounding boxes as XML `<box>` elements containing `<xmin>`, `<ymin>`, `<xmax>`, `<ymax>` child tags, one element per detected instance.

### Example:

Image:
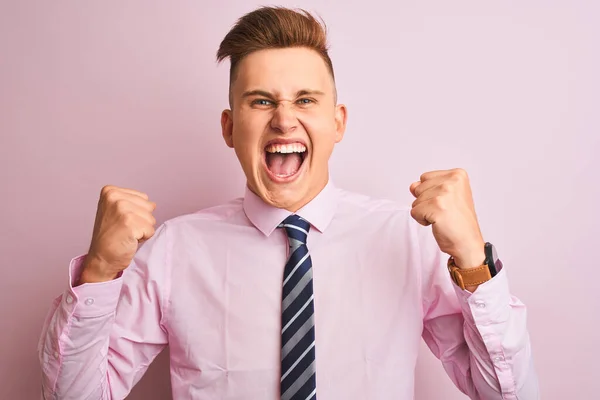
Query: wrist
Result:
<box><xmin>452</xmin><ymin>241</ymin><xmax>486</xmax><ymax>270</ymax></box>
<box><xmin>78</xmin><ymin>255</ymin><xmax>121</xmax><ymax>285</ymax></box>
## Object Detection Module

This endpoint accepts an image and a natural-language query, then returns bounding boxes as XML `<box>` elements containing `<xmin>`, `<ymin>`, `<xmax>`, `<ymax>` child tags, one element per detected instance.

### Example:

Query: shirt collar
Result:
<box><xmin>243</xmin><ymin>179</ymin><xmax>338</xmax><ymax>237</ymax></box>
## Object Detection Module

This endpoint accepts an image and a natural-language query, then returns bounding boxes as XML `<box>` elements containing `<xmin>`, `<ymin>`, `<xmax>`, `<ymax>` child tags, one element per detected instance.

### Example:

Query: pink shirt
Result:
<box><xmin>38</xmin><ymin>181</ymin><xmax>539</xmax><ymax>399</ymax></box>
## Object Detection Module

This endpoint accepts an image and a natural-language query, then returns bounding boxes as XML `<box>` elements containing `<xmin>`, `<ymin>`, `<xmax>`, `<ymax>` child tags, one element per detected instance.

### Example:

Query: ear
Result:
<box><xmin>221</xmin><ymin>109</ymin><xmax>234</xmax><ymax>148</ymax></box>
<box><xmin>334</xmin><ymin>104</ymin><xmax>348</xmax><ymax>143</ymax></box>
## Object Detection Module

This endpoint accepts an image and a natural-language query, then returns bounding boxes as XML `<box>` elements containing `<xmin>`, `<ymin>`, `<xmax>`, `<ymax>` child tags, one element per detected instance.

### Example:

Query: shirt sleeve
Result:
<box><xmin>38</xmin><ymin>223</ymin><xmax>171</xmax><ymax>400</ymax></box>
<box><xmin>416</xmin><ymin>224</ymin><xmax>540</xmax><ymax>400</ymax></box>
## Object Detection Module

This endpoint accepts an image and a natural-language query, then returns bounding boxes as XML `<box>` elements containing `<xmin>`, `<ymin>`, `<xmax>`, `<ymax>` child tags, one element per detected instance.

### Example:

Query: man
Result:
<box><xmin>38</xmin><ymin>6</ymin><xmax>539</xmax><ymax>400</ymax></box>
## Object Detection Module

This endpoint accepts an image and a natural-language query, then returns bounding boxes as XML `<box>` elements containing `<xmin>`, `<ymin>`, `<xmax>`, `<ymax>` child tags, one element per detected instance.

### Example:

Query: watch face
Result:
<box><xmin>485</xmin><ymin>242</ymin><xmax>502</xmax><ymax>276</ymax></box>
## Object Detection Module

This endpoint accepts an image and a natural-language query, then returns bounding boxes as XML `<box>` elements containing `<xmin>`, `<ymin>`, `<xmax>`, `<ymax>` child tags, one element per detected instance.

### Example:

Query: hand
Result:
<box><xmin>79</xmin><ymin>185</ymin><xmax>157</xmax><ymax>284</ymax></box>
<box><xmin>409</xmin><ymin>168</ymin><xmax>485</xmax><ymax>269</ymax></box>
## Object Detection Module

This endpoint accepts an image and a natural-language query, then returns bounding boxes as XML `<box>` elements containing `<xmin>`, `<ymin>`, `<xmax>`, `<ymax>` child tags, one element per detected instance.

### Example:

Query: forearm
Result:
<box><xmin>39</xmin><ymin>257</ymin><xmax>122</xmax><ymax>399</ymax></box>
<box><xmin>457</xmin><ymin>270</ymin><xmax>539</xmax><ymax>399</ymax></box>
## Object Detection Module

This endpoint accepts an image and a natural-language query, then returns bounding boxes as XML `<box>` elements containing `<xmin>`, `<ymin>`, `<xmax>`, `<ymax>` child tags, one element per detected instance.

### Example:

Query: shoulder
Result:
<box><xmin>161</xmin><ymin>196</ymin><xmax>247</xmax><ymax>232</ymax></box>
<box><xmin>333</xmin><ymin>186</ymin><xmax>436</xmax><ymax>246</ymax></box>
<box><xmin>335</xmin><ymin>186</ymin><xmax>412</xmax><ymax>220</ymax></box>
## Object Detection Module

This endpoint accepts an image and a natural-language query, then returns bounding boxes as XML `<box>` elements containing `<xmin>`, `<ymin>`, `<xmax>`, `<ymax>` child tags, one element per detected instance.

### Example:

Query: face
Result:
<box><xmin>221</xmin><ymin>47</ymin><xmax>347</xmax><ymax>212</ymax></box>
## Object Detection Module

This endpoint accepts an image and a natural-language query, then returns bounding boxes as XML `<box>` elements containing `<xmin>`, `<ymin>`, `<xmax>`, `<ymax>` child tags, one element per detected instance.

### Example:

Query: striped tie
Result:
<box><xmin>278</xmin><ymin>214</ymin><xmax>317</xmax><ymax>400</ymax></box>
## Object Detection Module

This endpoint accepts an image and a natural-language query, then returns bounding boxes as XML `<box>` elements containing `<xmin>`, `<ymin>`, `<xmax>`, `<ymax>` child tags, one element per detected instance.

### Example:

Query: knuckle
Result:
<box><xmin>440</xmin><ymin>182</ymin><xmax>453</xmax><ymax>193</ymax></box>
<box><xmin>142</xmin><ymin>225</ymin><xmax>156</xmax><ymax>239</ymax></box>
<box><xmin>433</xmin><ymin>196</ymin><xmax>445</xmax><ymax>209</ymax></box>
<box><xmin>104</xmin><ymin>189</ymin><xmax>119</xmax><ymax>203</ymax></box>
<box><xmin>100</xmin><ymin>185</ymin><xmax>114</xmax><ymax>195</ymax></box>
<box><xmin>144</xmin><ymin>211</ymin><xmax>156</xmax><ymax>226</ymax></box>
<box><xmin>135</xmin><ymin>190</ymin><xmax>149</xmax><ymax>200</ymax></box>
<box><xmin>410</xmin><ymin>207</ymin><xmax>420</xmax><ymax>219</ymax></box>
<box><xmin>121</xmin><ymin>212</ymin><xmax>136</xmax><ymax>226</ymax></box>
<box><xmin>114</xmin><ymin>199</ymin><xmax>128</xmax><ymax>213</ymax></box>
<box><xmin>453</xmin><ymin>168</ymin><xmax>468</xmax><ymax>179</ymax></box>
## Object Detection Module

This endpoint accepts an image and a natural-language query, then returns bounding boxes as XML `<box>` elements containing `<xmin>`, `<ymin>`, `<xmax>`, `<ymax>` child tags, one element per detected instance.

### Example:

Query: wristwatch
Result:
<box><xmin>447</xmin><ymin>242</ymin><xmax>502</xmax><ymax>290</ymax></box>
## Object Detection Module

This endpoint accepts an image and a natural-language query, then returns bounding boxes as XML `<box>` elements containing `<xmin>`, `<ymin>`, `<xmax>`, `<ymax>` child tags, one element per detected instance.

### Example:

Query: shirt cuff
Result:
<box><xmin>61</xmin><ymin>254</ymin><xmax>123</xmax><ymax>318</ymax></box>
<box><xmin>452</xmin><ymin>267</ymin><xmax>512</xmax><ymax>326</ymax></box>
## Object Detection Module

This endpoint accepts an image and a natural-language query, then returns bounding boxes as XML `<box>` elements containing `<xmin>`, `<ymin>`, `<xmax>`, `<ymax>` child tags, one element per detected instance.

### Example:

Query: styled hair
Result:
<box><xmin>216</xmin><ymin>6</ymin><xmax>335</xmax><ymax>106</ymax></box>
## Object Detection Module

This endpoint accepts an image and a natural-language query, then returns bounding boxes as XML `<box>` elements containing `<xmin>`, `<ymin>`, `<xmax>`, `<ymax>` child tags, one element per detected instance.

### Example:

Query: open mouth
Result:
<box><xmin>264</xmin><ymin>141</ymin><xmax>308</xmax><ymax>181</ymax></box>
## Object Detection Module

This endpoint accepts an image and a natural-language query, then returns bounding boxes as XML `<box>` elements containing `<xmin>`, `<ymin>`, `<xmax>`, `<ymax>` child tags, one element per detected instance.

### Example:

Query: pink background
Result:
<box><xmin>1</xmin><ymin>1</ymin><xmax>598</xmax><ymax>399</ymax></box>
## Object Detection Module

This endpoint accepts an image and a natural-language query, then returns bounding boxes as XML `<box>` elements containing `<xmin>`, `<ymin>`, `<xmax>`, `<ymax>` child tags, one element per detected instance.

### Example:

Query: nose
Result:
<box><xmin>270</xmin><ymin>103</ymin><xmax>298</xmax><ymax>134</ymax></box>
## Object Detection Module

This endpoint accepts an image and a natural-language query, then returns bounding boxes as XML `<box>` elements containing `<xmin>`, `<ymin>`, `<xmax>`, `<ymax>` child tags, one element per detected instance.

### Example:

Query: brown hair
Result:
<box><xmin>216</xmin><ymin>6</ymin><xmax>335</xmax><ymax>106</ymax></box>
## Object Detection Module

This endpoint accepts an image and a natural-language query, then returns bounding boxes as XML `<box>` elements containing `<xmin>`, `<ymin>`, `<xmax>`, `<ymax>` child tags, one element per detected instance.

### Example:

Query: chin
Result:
<box><xmin>259</xmin><ymin>180</ymin><xmax>309</xmax><ymax>211</ymax></box>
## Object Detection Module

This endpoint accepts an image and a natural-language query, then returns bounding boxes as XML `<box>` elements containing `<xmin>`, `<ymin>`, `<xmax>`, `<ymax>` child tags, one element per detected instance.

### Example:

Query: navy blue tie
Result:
<box><xmin>278</xmin><ymin>214</ymin><xmax>317</xmax><ymax>400</ymax></box>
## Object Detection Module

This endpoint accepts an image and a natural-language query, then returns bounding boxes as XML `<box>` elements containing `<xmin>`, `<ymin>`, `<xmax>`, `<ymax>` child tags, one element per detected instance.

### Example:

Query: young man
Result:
<box><xmin>39</xmin><ymin>6</ymin><xmax>539</xmax><ymax>400</ymax></box>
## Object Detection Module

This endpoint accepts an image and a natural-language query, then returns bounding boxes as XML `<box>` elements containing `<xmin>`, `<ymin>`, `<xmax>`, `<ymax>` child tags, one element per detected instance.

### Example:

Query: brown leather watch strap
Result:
<box><xmin>447</xmin><ymin>257</ymin><xmax>492</xmax><ymax>290</ymax></box>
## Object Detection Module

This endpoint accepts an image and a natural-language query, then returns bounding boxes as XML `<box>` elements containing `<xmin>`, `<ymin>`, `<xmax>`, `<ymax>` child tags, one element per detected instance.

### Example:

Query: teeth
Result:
<box><xmin>265</xmin><ymin>143</ymin><xmax>307</xmax><ymax>154</ymax></box>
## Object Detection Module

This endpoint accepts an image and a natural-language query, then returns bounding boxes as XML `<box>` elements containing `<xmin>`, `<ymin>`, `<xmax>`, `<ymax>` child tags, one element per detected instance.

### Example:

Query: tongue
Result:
<box><xmin>266</xmin><ymin>153</ymin><xmax>302</xmax><ymax>176</ymax></box>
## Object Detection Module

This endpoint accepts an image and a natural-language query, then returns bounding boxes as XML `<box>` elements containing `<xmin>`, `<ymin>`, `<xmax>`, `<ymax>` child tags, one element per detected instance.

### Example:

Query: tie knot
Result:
<box><xmin>279</xmin><ymin>214</ymin><xmax>310</xmax><ymax>245</ymax></box>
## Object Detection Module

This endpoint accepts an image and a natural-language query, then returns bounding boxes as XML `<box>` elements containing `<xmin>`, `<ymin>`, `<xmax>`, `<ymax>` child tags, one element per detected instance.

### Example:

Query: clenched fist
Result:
<box><xmin>409</xmin><ymin>168</ymin><xmax>485</xmax><ymax>270</ymax></box>
<box><xmin>78</xmin><ymin>185</ymin><xmax>157</xmax><ymax>284</ymax></box>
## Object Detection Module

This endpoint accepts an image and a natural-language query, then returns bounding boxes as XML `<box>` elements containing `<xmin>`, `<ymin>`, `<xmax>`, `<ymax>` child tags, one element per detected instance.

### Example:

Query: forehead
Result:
<box><xmin>233</xmin><ymin>47</ymin><xmax>333</xmax><ymax>95</ymax></box>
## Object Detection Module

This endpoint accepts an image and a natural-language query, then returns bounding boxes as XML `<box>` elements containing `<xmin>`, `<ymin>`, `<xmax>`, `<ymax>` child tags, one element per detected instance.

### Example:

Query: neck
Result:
<box><xmin>248</xmin><ymin>176</ymin><xmax>330</xmax><ymax>212</ymax></box>
<box><xmin>286</xmin><ymin>178</ymin><xmax>329</xmax><ymax>212</ymax></box>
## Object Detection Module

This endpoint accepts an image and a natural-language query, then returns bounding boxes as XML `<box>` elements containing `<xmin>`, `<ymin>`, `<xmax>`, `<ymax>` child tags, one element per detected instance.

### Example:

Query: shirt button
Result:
<box><xmin>85</xmin><ymin>298</ymin><xmax>94</xmax><ymax>306</ymax></box>
<box><xmin>474</xmin><ymin>301</ymin><xmax>486</xmax><ymax>309</ymax></box>
<box><xmin>493</xmin><ymin>356</ymin><xmax>504</xmax><ymax>362</ymax></box>
<box><xmin>65</xmin><ymin>295</ymin><xmax>73</xmax><ymax>304</ymax></box>
<box><xmin>53</xmin><ymin>351</ymin><xmax>59</xmax><ymax>359</ymax></box>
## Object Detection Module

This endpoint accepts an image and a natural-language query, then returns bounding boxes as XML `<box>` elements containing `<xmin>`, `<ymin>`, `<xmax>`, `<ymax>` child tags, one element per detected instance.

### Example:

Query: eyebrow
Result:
<box><xmin>241</xmin><ymin>89</ymin><xmax>326</xmax><ymax>99</ymax></box>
